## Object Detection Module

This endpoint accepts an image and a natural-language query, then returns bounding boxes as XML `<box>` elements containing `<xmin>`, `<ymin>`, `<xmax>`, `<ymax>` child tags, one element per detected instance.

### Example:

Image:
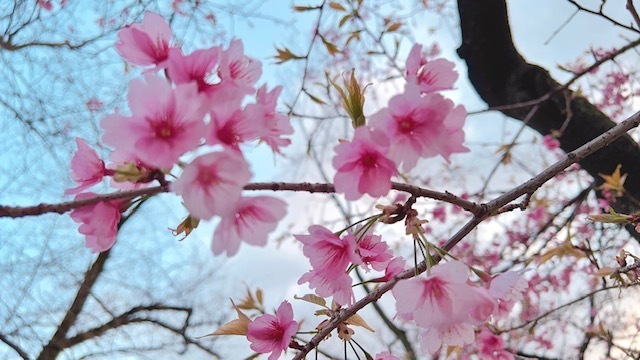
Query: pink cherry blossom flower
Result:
<box><xmin>166</xmin><ymin>47</ymin><xmax>220</xmax><ymax>96</ymax></box>
<box><xmin>374</xmin><ymin>351</ymin><xmax>400</xmax><ymax>360</ymax></box>
<box><xmin>249</xmin><ymin>85</ymin><xmax>293</xmax><ymax>154</ymax></box>
<box><xmin>405</xmin><ymin>43</ymin><xmax>458</xmax><ymax>93</ymax></box>
<box><xmin>101</xmin><ymin>75</ymin><xmax>205</xmax><ymax>169</ymax></box>
<box><xmin>170</xmin><ymin>151</ymin><xmax>251</xmax><ymax>220</ymax></box>
<box><xmin>115</xmin><ymin>12</ymin><xmax>174</xmax><ymax>67</ymax></box>
<box><xmin>247</xmin><ymin>300</ymin><xmax>298</xmax><ymax>360</ymax></box>
<box><xmin>392</xmin><ymin>261</ymin><xmax>478</xmax><ymax>326</ymax></box>
<box><xmin>333</xmin><ymin>126</ymin><xmax>398</xmax><ymax>201</ymax></box>
<box><xmin>432</xmin><ymin>206</ymin><xmax>447</xmax><ymax>222</ymax></box>
<box><xmin>370</xmin><ymin>85</ymin><xmax>468</xmax><ymax>172</ymax></box>
<box><xmin>296</xmin><ymin>225</ymin><xmax>362</xmax><ymax>305</ymax></box>
<box><xmin>468</xmin><ymin>286</ymin><xmax>497</xmax><ymax>324</ymax></box>
<box><xmin>542</xmin><ymin>134</ymin><xmax>560</xmax><ymax>151</ymax></box>
<box><xmin>65</xmin><ymin>138</ymin><xmax>108</xmax><ymax>195</ymax></box>
<box><xmin>355</xmin><ymin>231</ymin><xmax>393</xmax><ymax>272</ymax></box>
<box><xmin>86</xmin><ymin>98</ymin><xmax>104</xmax><ymax>113</ymax></box>
<box><xmin>378</xmin><ymin>257</ymin><xmax>406</xmax><ymax>282</ymax></box>
<box><xmin>392</xmin><ymin>261</ymin><xmax>496</xmax><ymax>354</ymax></box>
<box><xmin>419</xmin><ymin>322</ymin><xmax>475</xmax><ymax>354</ymax></box>
<box><xmin>477</xmin><ymin>328</ymin><xmax>514</xmax><ymax>360</ymax></box>
<box><xmin>295</xmin><ymin>225</ymin><xmax>362</xmax><ymax>276</ymax></box>
<box><xmin>70</xmin><ymin>193</ymin><xmax>124</xmax><ymax>253</ymax></box>
<box><xmin>489</xmin><ymin>270</ymin><xmax>528</xmax><ymax>318</ymax></box>
<box><xmin>37</xmin><ymin>0</ymin><xmax>53</xmax><ymax>11</ymax></box>
<box><xmin>206</xmin><ymin>103</ymin><xmax>265</xmax><ymax>151</ymax></box>
<box><xmin>208</xmin><ymin>39</ymin><xmax>261</xmax><ymax>104</ymax></box>
<box><xmin>212</xmin><ymin>196</ymin><xmax>287</xmax><ymax>256</ymax></box>
<box><xmin>298</xmin><ymin>269</ymin><xmax>355</xmax><ymax>306</ymax></box>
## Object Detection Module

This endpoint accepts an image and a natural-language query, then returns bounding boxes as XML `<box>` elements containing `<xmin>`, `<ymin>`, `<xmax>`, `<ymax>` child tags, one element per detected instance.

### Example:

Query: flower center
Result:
<box><xmin>360</xmin><ymin>152</ymin><xmax>377</xmax><ymax>168</ymax></box>
<box><xmin>154</xmin><ymin>117</ymin><xmax>174</xmax><ymax>138</ymax></box>
<box><xmin>398</xmin><ymin>117</ymin><xmax>415</xmax><ymax>134</ymax></box>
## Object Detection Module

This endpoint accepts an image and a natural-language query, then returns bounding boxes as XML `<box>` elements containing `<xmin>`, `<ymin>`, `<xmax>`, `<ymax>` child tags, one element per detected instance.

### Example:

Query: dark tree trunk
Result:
<box><xmin>457</xmin><ymin>0</ymin><xmax>640</xmax><ymax>218</ymax></box>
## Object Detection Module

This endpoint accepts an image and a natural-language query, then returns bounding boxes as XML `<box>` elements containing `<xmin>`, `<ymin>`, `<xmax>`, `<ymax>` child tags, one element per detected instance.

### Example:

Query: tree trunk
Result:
<box><xmin>457</xmin><ymin>0</ymin><xmax>640</xmax><ymax>219</ymax></box>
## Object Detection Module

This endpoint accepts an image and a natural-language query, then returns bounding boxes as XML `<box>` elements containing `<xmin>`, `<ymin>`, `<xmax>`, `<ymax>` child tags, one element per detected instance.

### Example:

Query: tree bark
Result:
<box><xmin>457</xmin><ymin>0</ymin><xmax>640</xmax><ymax>216</ymax></box>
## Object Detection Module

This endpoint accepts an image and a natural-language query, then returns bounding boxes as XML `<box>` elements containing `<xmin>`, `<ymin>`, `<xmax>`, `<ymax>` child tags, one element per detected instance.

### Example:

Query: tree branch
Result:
<box><xmin>0</xmin><ymin>332</ymin><xmax>29</xmax><ymax>360</ymax></box>
<box><xmin>0</xmin><ymin>182</ymin><xmax>480</xmax><ymax>218</ymax></box>
<box><xmin>37</xmin><ymin>250</ymin><xmax>111</xmax><ymax>360</ymax></box>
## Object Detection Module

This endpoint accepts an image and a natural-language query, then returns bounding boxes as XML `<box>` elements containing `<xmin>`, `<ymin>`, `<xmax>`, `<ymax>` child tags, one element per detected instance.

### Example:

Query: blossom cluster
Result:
<box><xmin>332</xmin><ymin>43</ymin><xmax>468</xmax><ymax>200</ymax></box>
<box><xmin>63</xmin><ymin>13</ymin><xmax>529</xmax><ymax>359</ymax></box>
<box><xmin>66</xmin><ymin>12</ymin><xmax>291</xmax><ymax>255</ymax></box>
<box><xmin>294</xmin><ymin>219</ymin><xmax>526</xmax><ymax>354</ymax></box>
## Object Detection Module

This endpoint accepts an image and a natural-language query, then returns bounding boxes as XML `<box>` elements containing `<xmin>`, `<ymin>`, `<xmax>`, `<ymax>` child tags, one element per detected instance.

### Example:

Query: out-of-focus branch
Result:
<box><xmin>37</xmin><ymin>250</ymin><xmax>111</xmax><ymax>360</ymax></box>
<box><xmin>56</xmin><ymin>305</ymin><xmax>219</xmax><ymax>357</ymax></box>
<box><xmin>0</xmin><ymin>332</ymin><xmax>28</xmax><ymax>360</ymax></box>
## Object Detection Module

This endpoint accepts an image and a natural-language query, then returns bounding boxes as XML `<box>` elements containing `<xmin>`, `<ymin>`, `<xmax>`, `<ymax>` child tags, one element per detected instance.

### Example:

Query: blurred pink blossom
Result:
<box><xmin>65</xmin><ymin>138</ymin><xmax>108</xmax><ymax>195</ymax></box>
<box><xmin>405</xmin><ymin>43</ymin><xmax>458</xmax><ymax>93</ymax></box>
<box><xmin>170</xmin><ymin>151</ymin><xmax>251</xmax><ymax>220</ymax></box>
<box><xmin>212</xmin><ymin>196</ymin><xmax>287</xmax><ymax>256</ymax></box>
<box><xmin>115</xmin><ymin>12</ymin><xmax>174</xmax><ymax>67</ymax></box>
<box><xmin>70</xmin><ymin>193</ymin><xmax>124</xmax><ymax>252</ymax></box>
<box><xmin>542</xmin><ymin>135</ymin><xmax>560</xmax><ymax>151</ymax></box>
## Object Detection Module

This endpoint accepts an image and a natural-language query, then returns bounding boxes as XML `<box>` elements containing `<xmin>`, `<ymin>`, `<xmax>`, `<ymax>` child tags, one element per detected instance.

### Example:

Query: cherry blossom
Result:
<box><xmin>405</xmin><ymin>43</ymin><xmax>458</xmax><ymax>94</ymax></box>
<box><xmin>65</xmin><ymin>138</ymin><xmax>108</xmax><ymax>195</ymax></box>
<box><xmin>542</xmin><ymin>134</ymin><xmax>560</xmax><ymax>151</ymax></box>
<box><xmin>370</xmin><ymin>85</ymin><xmax>468</xmax><ymax>172</ymax></box>
<box><xmin>392</xmin><ymin>261</ymin><xmax>495</xmax><ymax>353</ymax></box>
<box><xmin>209</xmin><ymin>39</ymin><xmax>261</xmax><ymax>104</ymax></box>
<box><xmin>166</xmin><ymin>47</ymin><xmax>220</xmax><ymax>97</ymax></box>
<box><xmin>212</xmin><ymin>196</ymin><xmax>287</xmax><ymax>256</ymax></box>
<box><xmin>373</xmin><ymin>351</ymin><xmax>400</xmax><ymax>360</ymax></box>
<box><xmin>298</xmin><ymin>269</ymin><xmax>355</xmax><ymax>306</ymax></box>
<box><xmin>37</xmin><ymin>0</ymin><xmax>53</xmax><ymax>11</ymax></box>
<box><xmin>378</xmin><ymin>257</ymin><xmax>406</xmax><ymax>282</ymax></box>
<box><xmin>489</xmin><ymin>270</ymin><xmax>528</xmax><ymax>318</ymax></box>
<box><xmin>477</xmin><ymin>328</ymin><xmax>514</xmax><ymax>360</ymax></box>
<box><xmin>295</xmin><ymin>225</ymin><xmax>362</xmax><ymax>305</ymax></box>
<box><xmin>115</xmin><ymin>12</ymin><xmax>174</xmax><ymax>67</ymax></box>
<box><xmin>170</xmin><ymin>151</ymin><xmax>251</xmax><ymax>220</ymax></box>
<box><xmin>70</xmin><ymin>193</ymin><xmax>124</xmax><ymax>253</ymax></box>
<box><xmin>355</xmin><ymin>231</ymin><xmax>393</xmax><ymax>272</ymax></box>
<box><xmin>206</xmin><ymin>103</ymin><xmax>264</xmax><ymax>151</ymax></box>
<box><xmin>86</xmin><ymin>98</ymin><xmax>104</xmax><ymax>113</ymax></box>
<box><xmin>105</xmin><ymin>149</ymin><xmax>149</xmax><ymax>190</ymax></box>
<box><xmin>333</xmin><ymin>126</ymin><xmax>397</xmax><ymax>200</ymax></box>
<box><xmin>250</xmin><ymin>85</ymin><xmax>293</xmax><ymax>154</ymax></box>
<box><xmin>247</xmin><ymin>300</ymin><xmax>298</xmax><ymax>360</ymax></box>
<box><xmin>101</xmin><ymin>75</ymin><xmax>205</xmax><ymax>169</ymax></box>
<box><xmin>295</xmin><ymin>225</ymin><xmax>362</xmax><ymax>276</ymax></box>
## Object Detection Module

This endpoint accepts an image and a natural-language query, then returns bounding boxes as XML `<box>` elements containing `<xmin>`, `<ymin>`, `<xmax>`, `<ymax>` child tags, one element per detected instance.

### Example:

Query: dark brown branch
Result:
<box><xmin>1</xmin><ymin>182</ymin><xmax>479</xmax><ymax>218</ymax></box>
<box><xmin>0</xmin><ymin>332</ymin><xmax>29</xmax><ymax>360</ymax></box>
<box><xmin>62</xmin><ymin>305</ymin><xmax>191</xmax><ymax>348</ymax></box>
<box><xmin>37</xmin><ymin>250</ymin><xmax>111</xmax><ymax>360</ymax></box>
<box><xmin>0</xmin><ymin>187</ymin><xmax>164</xmax><ymax>218</ymax></box>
